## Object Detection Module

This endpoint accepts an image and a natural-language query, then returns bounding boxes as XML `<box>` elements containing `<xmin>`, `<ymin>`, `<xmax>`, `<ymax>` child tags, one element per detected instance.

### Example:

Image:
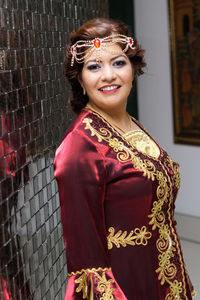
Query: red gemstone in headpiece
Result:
<box><xmin>129</xmin><ymin>38</ymin><xmax>133</xmax><ymax>45</ymax></box>
<box><xmin>71</xmin><ymin>46</ymin><xmax>74</xmax><ymax>53</ymax></box>
<box><xmin>94</xmin><ymin>39</ymin><xmax>101</xmax><ymax>48</ymax></box>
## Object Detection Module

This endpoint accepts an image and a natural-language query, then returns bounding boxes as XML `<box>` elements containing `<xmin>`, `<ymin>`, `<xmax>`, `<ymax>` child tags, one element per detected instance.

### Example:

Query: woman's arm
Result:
<box><xmin>54</xmin><ymin>129</ymin><xmax>127</xmax><ymax>299</ymax></box>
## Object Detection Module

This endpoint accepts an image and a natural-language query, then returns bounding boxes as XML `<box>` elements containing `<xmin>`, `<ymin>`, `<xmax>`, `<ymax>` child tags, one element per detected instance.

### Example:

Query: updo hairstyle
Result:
<box><xmin>64</xmin><ymin>18</ymin><xmax>146</xmax><ymax>114</ymax></box>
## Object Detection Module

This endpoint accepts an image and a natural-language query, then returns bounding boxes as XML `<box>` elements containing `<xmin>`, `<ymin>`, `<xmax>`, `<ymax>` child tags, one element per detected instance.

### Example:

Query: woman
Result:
<box><xmin>54</xmin><ymin>18</ymin><xmax>195</xmax><ymax>299</ymax></box>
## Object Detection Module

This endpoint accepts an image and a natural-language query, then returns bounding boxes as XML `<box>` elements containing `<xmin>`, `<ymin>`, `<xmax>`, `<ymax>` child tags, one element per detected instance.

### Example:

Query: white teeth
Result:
<box><xmin>101</xmin><ymin>85</ymin><xmax>119</xmax><ymax>91</ymax></box>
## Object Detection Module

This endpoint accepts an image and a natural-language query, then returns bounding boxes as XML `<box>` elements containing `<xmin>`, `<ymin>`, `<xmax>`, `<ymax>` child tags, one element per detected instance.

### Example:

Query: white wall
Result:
<box><xmin>134</xmin><ymin>0</ymin><xmax>200</xmax><ymax>217</ymax></box>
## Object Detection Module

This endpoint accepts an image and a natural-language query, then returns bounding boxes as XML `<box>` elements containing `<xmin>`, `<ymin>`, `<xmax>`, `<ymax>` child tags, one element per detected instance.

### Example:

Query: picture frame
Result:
<box><xmin>168</xmin><ymin>0</ymin><xmax>200</xmax><ymax>145</ymax></box>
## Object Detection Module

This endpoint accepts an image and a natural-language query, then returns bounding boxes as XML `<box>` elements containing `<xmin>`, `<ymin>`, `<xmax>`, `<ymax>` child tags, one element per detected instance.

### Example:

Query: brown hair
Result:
<box><xmin>64</xmin><ymin>18</ymin><xmax>146</xmax><ymax>114</ymax></box>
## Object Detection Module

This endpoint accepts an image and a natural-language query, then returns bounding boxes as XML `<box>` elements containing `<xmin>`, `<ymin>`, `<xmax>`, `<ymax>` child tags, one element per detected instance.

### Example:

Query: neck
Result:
<box><xmin>86</xmin><ymin>102</ymin><xmax>132</xmax><ymax>134</ymax></box>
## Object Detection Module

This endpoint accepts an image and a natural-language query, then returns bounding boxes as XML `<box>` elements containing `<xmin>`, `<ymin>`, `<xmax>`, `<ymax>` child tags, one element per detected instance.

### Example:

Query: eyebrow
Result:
<box><xmin>85</xmin><ymin>54</ymin><xmax>128</xmax><ymax>66</ymax></box>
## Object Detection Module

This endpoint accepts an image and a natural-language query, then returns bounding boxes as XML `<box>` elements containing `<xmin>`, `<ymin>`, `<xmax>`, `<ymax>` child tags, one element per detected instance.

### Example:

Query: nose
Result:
<box><xmin>101</xmin><ymin>64</ymin><xmax>117</xmax><ymax>82</ymax></box>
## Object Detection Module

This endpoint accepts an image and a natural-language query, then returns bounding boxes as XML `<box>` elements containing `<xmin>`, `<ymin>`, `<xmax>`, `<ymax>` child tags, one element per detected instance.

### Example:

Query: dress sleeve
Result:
<box><xmin>54</xmin><ymin>129</ymin><xmax>127</xmax><ymax>300</ymax></box>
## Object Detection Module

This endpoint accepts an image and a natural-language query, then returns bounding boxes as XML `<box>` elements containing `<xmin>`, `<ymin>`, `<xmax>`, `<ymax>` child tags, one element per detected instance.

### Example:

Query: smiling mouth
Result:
<box><xmin>99</xmin><ymin>85</ymin><xmax>121</xmax><ymax>91</ymax></box>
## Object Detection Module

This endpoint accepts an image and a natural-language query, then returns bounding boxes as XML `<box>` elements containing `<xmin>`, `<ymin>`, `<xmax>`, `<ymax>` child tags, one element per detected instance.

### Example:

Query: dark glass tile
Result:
<box><xmin>42</xmin><ymin>48</ymin><xmax>51</xmax><ymax>64</ymax></box>
<box><xmin>18</xmin><ymin>0</ymin><xmax>27</xmax><ymax>10</ymax></box>
<box><xmin>32</xmin><ymin>233</ymin><xmax>38</xmax><ymax>253</ymax></box>
<box><xmin>33</xmin><ymin>48</ymin><xmax>43</xmax><ymax>66</ymax></box>
<box><xmin>6</xmin><ymin>50</ymin><xmax>17</xmax><ymax>70</ymax></box>
<box><xmin>29</xmin><ymin>30</ymin><xmax>36</xmax><ymax>48</ymax></box>
<box><xmin>19</xmin><ymin>30</ymin><xmax>29</xmax><ymax>49</ymax></box>
<box><xmin>0</xmin><ymin>29</ymin><xmax>9</xmax><ymax>48</ymax></box>
<box><xmin>17</xmin><ymin>146</ymin><xmax>26</xmax><ymax>168</ymax></box>
<box><xmin>9</xmin><ymin>30</ymin><xmax>20</xmax><ymax>49</ymax></box>
<box><xmin>38</xmin><ymin>82</ymin><xmax>46</xmax><ymax>100</ymax></box>
<box><xmin>23</xmin><ymin>11</ymin><xmax>33</xmax><ymax>30</ymax></box>
<box><xmin>48</xmin><ymin>15</ymin><xmax>56</xmax><ymax>31</ymax></box>
<box><xmin>7</xmin><ymin>90</ymin><xmax>19</xmax><ymax>111</ymax></box>
<box><xmin>16</xmin><ymin>49</ymin><xmax>26</xmax><ymax>68</ymax></box>
<box><xmin>33</xmin><ymin>102</ymin><xmax>42</xmax><ymax>119</ymax></box>
<box><xmin>12</xmin><ymin>69</ymin><xmax>22</xmax><ymax>90</ymax></box>
<box><xmin>1</xmin><ymin>177</ymin><xmax>12</xmax><ymax>200</ymax></box>
<box><xmin>20</xmin><ymin>125</ymin><xmax>30</xmax><ymax>144</ymax></box>
<box><xmin>36</xmin><ymin>0</ymin><xmax>45</xmax><ymax>14</ymax></box>
<box><xmin>24</xmin><ymin>105</ymin><xmax>33</xmax><ymax>125</ymax></box>
<box><xmin>44</xmin><ymin>0</ymin><xmax>52</xmax><ymax>14</ymax></box>
<box><xmin>39</xmin><ymin>65</ymin><xmax>49</xmax><ymax>82</ymax></box>
<box><xmin>0</xmin><ymin>94</ymin><xmax>7</xmax><ymax>114</ymax></box>
<box><xmin>0</xmin><ymin>71</ymin><xmax>12</xmax><ymax>93</ymax></box>
<box><xmin>32</xmin><ymin>13</ymin><xmax>41</xmax><ymax>31</ymax></box>
<box><xmin>13</xmin><ymin>10</ymin><xmax>23</xmax><ymax>30</ymax></box>
<box><xmin>28</xmin><ymin>0</ymin><xmax>37</xmax><ymax>12</ymax></box>
<box><xmin>27</xmin><ymin>85</ymin><xmax>38</xmax><ymax>104</ymax></box>
<box><xmin>9</xmin><ymin>130</ymin><xmax>20</xmax><ymax>149</ymax></box>
<box><xmin>14</xmin><ymin>107</ymin><xmax>24</xmax><ymax>129</ymax></box>
<box><xmin>18</xmin><ymin>87</ymin><xmax>28</xmax><ymax>107</ymax></box>
<box><xmin>22</xmin><ymin>164</ymin><xmax>29</xmax><ymax>185</ymax></box>
<box><xmin>25</xmin><ymin>49</ymin><xmax>34</xmax><ymax>68</ymax></box>
<box><xmin>31</xmin><ymin>66</ymin><xmax>40</xmax><ymax>84</ymax></box>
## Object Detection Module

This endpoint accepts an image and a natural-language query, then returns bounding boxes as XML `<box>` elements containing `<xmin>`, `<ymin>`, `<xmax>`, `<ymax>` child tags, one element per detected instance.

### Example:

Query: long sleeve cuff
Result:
<box><xmin>65</xmin><ymin>267</ymin><xmax>127</xmax><ymax>300</ymax></box>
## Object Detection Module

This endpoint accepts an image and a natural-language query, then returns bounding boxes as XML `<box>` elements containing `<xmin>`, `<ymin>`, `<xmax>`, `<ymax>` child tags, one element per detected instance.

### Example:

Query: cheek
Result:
<box><xmin>82</xmin><ymin>72</ymin><xmax>97</xmax><ymax>91</ymax></box>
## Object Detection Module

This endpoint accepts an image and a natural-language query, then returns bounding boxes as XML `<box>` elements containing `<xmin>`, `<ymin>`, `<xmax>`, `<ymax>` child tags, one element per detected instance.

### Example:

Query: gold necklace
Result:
<box><xmin>85</xmin><ymin>104</ymin><xmax>133</xmax><ymax>134</ymax></box>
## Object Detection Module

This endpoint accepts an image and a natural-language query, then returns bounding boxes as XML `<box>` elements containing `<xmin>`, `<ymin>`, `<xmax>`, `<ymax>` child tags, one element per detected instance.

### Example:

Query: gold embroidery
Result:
<box><xmin>68</xmin><ymin>267</ymin><xmax>111</xmax><ymax>276</ymax></box>
<box><xmin>148</xmin><ymin>161</ymin><xmax>186</xmax><ymax>299</ymax></box>
<box><xmin>107</xmin><ymin>226</ymin><xmax>152</xmax><ymax>250</ymax></box>
<box><xmin>165</xmin><ymin>280</ymin><xmax>183</xmax><ymax>300</ymax></box>
<box><xmin>83</xmin><ymin>118</ymin><xmax>156</xmax><ymax>181</ymax></box>
<box><xmin>192</xmin><ymin>290</ymin><xmax>197</xmax><ymax>298</ymax></box>
<box><xmin>123</xmin><ymin>129</ymin><xmax>160</xmax><ymax>159</ymax></box>
<box><xmin>70</xmin><ymin>267</ymin><xmax>115</xmax><ymax>299</ymax></box>
<box><xmin>83</xmin><ymin>114</ymin><xmax>189</xmax><ymax>299</ymax></box>
<box><xmin>167</xmin><ymin>156</ymin><xmax>180</xmax><ymax>189</ymax></box>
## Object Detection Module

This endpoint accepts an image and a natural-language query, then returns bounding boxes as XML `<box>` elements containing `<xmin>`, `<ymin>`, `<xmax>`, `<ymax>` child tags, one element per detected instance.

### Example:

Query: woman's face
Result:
<box><xmin>79</xmin><ymin>43</ymin><xmax>134</xmax><ymax>113</ymax></box>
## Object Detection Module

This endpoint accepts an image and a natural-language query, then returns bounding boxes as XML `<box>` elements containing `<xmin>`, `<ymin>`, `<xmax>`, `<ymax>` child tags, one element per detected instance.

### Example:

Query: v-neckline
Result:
<box><xmin>84</xmin><ymin>107</ymin><xmax>163</xmax><ymax>161</ymax></box>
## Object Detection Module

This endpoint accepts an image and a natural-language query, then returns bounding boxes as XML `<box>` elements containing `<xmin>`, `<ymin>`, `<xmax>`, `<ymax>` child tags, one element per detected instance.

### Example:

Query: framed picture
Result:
<box><xmin>168</xmin><ymin>0</ymin><xmax>200</xmax><ymax>145</ymax></box>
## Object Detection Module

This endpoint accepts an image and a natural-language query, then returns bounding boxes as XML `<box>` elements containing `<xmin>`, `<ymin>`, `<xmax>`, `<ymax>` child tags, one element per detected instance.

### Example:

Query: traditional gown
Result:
<box><xmin>54</xmin><ymin>107</ymin><xmax>195</xmax><ymax>300</ymax></box>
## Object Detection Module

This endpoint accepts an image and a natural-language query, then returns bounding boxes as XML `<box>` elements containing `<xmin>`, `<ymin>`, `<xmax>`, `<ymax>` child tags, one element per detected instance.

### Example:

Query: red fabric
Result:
<box><xmin>0</xmin><ymin>279</ymin><xmax>12</xmax><ymax>300</ymax></box>
<box><xmin>54</xmin><ymin>109</ymin><xmax>195</xmax><ymax>299</ymax></box>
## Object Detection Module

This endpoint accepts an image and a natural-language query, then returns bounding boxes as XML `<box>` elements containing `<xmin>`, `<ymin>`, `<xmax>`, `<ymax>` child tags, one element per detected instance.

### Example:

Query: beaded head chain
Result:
<box><xmin>70</xmin><ymin>34</ymin><xmax>136</xmax><ymax>66</ymax></box>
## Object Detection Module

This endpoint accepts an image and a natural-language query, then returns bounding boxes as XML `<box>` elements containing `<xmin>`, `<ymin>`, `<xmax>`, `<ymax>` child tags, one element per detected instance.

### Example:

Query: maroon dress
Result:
<box><xmin>54</xmin><ymin>108</ymin><xmax>195</xmax><ymax>299</ymax></box>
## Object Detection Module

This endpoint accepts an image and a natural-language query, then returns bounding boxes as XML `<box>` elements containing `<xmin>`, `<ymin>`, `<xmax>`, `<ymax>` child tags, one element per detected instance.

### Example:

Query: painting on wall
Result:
<box><xmin>169</xmin><ymin>0</ymin><xmax>200</xmax><ymax>145</ymax></box>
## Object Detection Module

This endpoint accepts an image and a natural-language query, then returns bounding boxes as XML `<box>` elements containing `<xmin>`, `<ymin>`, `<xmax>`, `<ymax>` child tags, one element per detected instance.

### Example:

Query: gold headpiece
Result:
<box><xmin>70</xmin><ymin>34</ymin><xmax>135</xmax><ymax>66</ymax></box>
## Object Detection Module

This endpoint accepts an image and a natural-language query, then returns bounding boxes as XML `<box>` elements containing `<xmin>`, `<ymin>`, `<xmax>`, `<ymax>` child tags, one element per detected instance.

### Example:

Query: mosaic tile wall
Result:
<box><xmin>0</xmin><ymin>1</ymin><xmax>109</xmax><ymax>299</ymax></box>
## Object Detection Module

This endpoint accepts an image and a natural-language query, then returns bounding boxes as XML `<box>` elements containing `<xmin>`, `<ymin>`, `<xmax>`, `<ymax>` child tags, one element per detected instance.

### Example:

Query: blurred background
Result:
<box><xmin>0</xmin><ymin>0</ymin><xmax>199</xmax><ymax>299</ymax></box>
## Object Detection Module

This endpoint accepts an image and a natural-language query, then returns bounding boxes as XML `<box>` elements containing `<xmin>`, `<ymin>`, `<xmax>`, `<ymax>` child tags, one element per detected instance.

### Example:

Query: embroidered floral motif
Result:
<box><xmin>165</xmin><ymin>280</ymin><xmax>183</xmax><ymax>300</ymax></box>
<box><xmin>107</xmin><ymin>226</ymin><xmax>152</xmax><ymax>250</ymax></box>
<box><xmin>70</xmin><ymin>267</ymin><xmax>115</xmax><ymax>299</ymax></box>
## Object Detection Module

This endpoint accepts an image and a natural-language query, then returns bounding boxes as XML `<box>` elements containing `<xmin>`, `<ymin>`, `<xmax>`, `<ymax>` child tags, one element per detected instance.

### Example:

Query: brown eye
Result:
<box><xmin>113</xmin><ymin>60</ymin><xmax>127</xmax><ymax>67</ymax></box>
<box><xmin>87</xmin><ymin>64</ymin><xmax>101</xmax><ymax>71</ymax></box>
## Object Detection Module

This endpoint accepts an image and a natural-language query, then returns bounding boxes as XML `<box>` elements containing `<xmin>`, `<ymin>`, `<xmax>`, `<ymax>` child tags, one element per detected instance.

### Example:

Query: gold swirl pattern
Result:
<box><xmin>148</xmin><ymin>162</ymin><xmax>184</xmax><ymax>299</ymax></box>
<box><xmin>73</xmin><ymin>267</ymin><xmax>115</xmax><ymax>299</ymax></box>
<box><xmin>107</xmin><ymin>226</ymin><xmax>152</xmax><ymax>250</ymax></box>
<box><xmin>83</xmin><ymin>114</ymin><xmax>192</xmax><ymax>299</ymax></box>
<box><xmin>83</xmin><ymin>118</ymin><xmax>156</xmax><ymax>181</ymax></box>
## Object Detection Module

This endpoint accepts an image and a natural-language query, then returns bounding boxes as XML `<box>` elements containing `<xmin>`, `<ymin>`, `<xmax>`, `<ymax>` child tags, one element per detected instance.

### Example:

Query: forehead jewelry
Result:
<box><xmin>70</xmin><ymin>34</ymin><xmax>135</xmax><ymax>66</ymax></box>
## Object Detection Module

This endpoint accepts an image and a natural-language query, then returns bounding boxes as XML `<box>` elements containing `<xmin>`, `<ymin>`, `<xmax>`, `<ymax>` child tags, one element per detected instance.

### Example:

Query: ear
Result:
<box><xmin>77</xmin><ymin>74</ymin><xmax>83</xmax><ymax>88</ymax></box>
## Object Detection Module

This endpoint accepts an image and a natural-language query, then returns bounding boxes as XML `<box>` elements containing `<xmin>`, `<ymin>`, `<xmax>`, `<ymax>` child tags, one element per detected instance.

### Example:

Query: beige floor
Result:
<box><xmin>180</xmin><ymin>239</ymin><xmax>200</xmax><ymax>299</ymax></box>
